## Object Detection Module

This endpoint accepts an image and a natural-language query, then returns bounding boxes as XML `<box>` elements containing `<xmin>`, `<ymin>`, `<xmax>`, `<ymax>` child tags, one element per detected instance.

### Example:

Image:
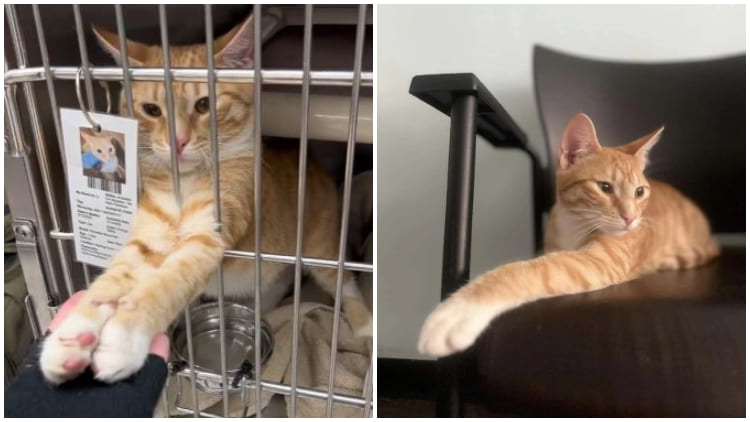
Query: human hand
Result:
<box><xmin>4</xmin><ymin>291</ymin><xmax>171</xmax><ymax>417</ymax></box>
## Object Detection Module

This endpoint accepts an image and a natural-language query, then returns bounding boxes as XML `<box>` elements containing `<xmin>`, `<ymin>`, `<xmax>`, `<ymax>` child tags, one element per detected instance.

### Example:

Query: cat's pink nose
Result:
<box><xmin>176</xmin><ymin>136</ymin><xmax>189</xmax><ymax>154</ymax></box>
<box><xmin>622</xmin><ymin>214</ymin><xmax>635</xmax><ymax>226</ymax></box>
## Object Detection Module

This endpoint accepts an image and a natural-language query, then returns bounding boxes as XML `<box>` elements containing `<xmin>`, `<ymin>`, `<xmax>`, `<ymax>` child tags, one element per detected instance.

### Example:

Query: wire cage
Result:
<box><xmin>4</xmin><ymin>4</ymin><xmax>373</xmax><ymax>417</ymax></box>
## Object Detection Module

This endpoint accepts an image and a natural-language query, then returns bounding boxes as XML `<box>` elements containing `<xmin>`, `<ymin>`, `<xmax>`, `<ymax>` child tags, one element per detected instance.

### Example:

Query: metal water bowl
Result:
<box><xmin>170</xmin><ymin>302</ymin><xmax>274</xmax><ymax>394</ymax></box>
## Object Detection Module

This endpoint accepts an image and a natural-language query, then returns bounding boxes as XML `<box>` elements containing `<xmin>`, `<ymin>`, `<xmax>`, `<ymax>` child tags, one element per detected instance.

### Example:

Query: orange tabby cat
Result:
<box><xmin>418</xmin><ymin>113</ymin><xmax>718</xmax><ymax>357</ymax></box>
<box><xmin>40</xmin><ymin>16</ymin><xmax>372</xmax><ymax>384</ymax></box>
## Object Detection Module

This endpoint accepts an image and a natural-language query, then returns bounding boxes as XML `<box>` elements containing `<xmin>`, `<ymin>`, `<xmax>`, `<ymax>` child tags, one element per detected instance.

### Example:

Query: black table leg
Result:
<box><xmin>436</xmin><ymin>94</ymin><xmax>477</xmax><ymax>417</ymax></box>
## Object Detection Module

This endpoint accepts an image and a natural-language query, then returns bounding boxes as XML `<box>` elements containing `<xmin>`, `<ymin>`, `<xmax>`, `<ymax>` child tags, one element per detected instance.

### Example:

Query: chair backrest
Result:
<box><xmin>533</xmin><ymin>45</ymin><xmax>745</xmax><ymax>233</ymax></box>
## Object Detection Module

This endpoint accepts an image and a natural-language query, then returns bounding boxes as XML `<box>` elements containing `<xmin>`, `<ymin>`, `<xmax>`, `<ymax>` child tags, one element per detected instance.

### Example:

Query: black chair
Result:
<box><xmin>409</xmin><ymin>46</ymin><xmax>745</xmax><ymax>417</ymax></box>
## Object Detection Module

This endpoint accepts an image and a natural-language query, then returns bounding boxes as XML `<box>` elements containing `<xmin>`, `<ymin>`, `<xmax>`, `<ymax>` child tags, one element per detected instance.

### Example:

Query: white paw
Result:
<box><xmin>91</xmin><ymin>321</ymin><xmax>151</xmax><ymax>383</ymax></box>
<box><xmin>40</xmin><ymin>306</ymin><xmax>115</xmax><ymax>385</ymax></box>
<box><xmin>417</xmin><ymin>297</ymin><xmax>514</xmax><ymax>357</ymax></box>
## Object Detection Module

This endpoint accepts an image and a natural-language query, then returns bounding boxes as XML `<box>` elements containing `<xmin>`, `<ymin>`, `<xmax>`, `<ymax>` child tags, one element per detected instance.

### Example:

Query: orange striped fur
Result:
<box><xmin>40</xmin><ymin>16</ymin><xmax>371</xmax><ymax>385</ymax></box>
<box><xmin>418</xmin><ymin>113</ymin><xmax>718</xmax><ymax>357</ymax></box>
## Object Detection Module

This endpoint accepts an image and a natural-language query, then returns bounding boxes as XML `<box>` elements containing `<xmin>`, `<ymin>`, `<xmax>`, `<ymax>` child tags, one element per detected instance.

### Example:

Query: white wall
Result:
<box><xmin>377</xmin><ymin>4</ymin><xmax>745</xmax><ymax>359</ymax></box>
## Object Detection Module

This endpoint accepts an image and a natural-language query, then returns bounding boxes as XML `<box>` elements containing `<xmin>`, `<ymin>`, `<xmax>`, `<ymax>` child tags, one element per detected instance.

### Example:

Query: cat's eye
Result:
<box><xmin>142</xmin><ymin>103</ymin><xmax>162</xmax><ymax>117</ymax></box>
<box><xmin>194</xmin><ymin>97</ymin><xmax>210</xmax><ymax>114</ymax></box>
<box><xmin>598</xmin><ymin>181</ymin><xmax>612</xmax><ymax>193</ymax></box>
<box><xmin>96</xmin><ymin>149</ymin><xmax>102</xmax><ymax>153</ymax></box>
<box><xmin>635</xmin><ymin>186</ymin><xmax>645</xmax><ymax>197</ymax></box>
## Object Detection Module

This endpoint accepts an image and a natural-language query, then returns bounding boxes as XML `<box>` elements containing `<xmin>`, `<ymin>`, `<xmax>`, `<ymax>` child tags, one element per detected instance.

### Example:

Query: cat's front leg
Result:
<box><xmin>418</xmin><ymin>239</ymin><xmax>634</xmax><ymax>357</ymax></box>
<box><xmin>39</xmin><ymin>242</ymin><xmax>169</xmax><ymax>384</ymax></box>
<box><xmin>91</xmin><ymin>194</ymin><xmax>228</xmax><ymax>382</ymax></box>
<box><xmin>40</xmin><ymin>194</ymin><xmax>178</xmax><ymax>384</ymax></box>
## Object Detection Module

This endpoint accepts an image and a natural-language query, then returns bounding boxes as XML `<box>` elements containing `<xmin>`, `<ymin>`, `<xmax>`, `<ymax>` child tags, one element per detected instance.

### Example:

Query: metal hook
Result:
<box><xmin>75</xmin><ymin>67</ymin><xmax>111</xmax><ymax>132</ymax></box>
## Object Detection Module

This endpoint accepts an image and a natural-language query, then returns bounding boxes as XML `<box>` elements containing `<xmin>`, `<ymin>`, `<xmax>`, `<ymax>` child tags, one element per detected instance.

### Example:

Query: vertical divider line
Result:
<box><xmin>325</xmin><ymin>4</ymin><xmax>367</xmax><ymax>417</ymax></box>
<box><xmin>8</xmin><ymin>4</ymin><xmax>75</xmax><ymax>298</ymax></box>
<box><xmin>252</xmin><ymin>4</ymin><xmax>264</xmax><ymax>418</ymax></box>
<box><xmin>204</xmin><ymin>5</ymin><xmax>229</xmax><ymax>417</ymax></box>
<box><xmin>289</xmin><ymin>4</ymin><xmax>313</xmax><ymax>418</ymax></box>
<box><xmin>114</xmin><ymin>5</ymin><xmax>141</xmax><ymax>201</ymax></box>
<box><xmin>158</xmin><ymin>5</ymin><xmax>197</xmax><ymax>418</ymax></box>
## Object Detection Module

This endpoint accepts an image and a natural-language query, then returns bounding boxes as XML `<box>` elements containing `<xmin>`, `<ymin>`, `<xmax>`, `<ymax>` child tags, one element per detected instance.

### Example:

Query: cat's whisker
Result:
<box><xmin>569</xmin><ymin>220</ymin><xmax>603</xmax><ymax>241</ymax></box>
<box><xmin>566</xmin><ymin>208</ymin><xmax>620</xmax><ymax>220</ymax></box>
<box><xmin>572</xmin><ymin>221</ymin><xmax>604</xmax><ymax>245</ymax></box>
<box><xmin>571</xmin><ymin>214</ymin><xmax>622</xmax><ymax>227</ymax></box>
<box><xmin>565</xmin><ymin>215</ymin><xmax>610</xmax><ymax>233</ymax></box>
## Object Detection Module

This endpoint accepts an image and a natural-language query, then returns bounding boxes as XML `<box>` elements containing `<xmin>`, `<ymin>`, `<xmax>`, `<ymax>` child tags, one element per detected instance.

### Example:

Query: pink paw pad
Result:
<box><xmin>62</xmin><ymin>357</ymin><xmax>88</xmax><ymax>372</ymax></box>
<box><xmin>77</xmin><ymin>332</ymin><xmax>97</xmax><ymax>347</ymax></box>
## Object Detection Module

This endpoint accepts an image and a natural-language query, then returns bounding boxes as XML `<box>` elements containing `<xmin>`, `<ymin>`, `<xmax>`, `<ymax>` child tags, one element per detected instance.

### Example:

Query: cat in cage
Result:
<box><xmin>40</xmin><ymin>15</ymin><xmax>372</xmax><ymax>384</ymax></box>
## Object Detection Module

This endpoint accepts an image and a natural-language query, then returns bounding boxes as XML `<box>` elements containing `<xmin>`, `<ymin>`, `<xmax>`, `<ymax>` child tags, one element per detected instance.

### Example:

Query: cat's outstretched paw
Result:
<box><xmin>417</xmin><ymin>297</ymin><xmax>512</xmax><ymax>357</ymax></box>
<box><xmin>91</xmin><ymin>318</ymin><xmax>152</xmax><ymax>383</ymax></box>
<box><xmin>39</xmin><ymin>303</ymin><xmax>117</xmax><ymax>384</ymax></box>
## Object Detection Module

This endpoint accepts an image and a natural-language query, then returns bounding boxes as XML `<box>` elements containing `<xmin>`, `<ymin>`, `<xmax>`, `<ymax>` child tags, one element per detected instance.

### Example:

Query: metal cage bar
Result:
<box><xmin>114</xmin><ymin>5</ymin><xmax>143</xmax><ymax>200</ymax></box>
<box><xmin>5</xmin><ymin>96</ymin><xmax>60</xmax><ymax>330</ymax></box>
<box><xmin>203</xmin><ymin>5</ymin><xmax>230</xmax><ymax>417</ymax></box>
<box><xmin>46</xmin><ymin>232</ymin><xmax>373</xmax><ymax>271</ymax></box>
<box><xmin>73</xmin><ymin>4</ymin><xmax>98</xmax><ymax>289</ymax></box>
<box><xmin>325</xmin><ymin>4</ymin><xmax>367</xmax><ymax>417</ymax></box>
<box><xmin>114</xmin><ymin>6</ymin><xmax>135</xmax><ymax>118</ymax></box>
<box><xmin>30</xmin><ymin>5</ymin><xmax>78</xmax><ymax>299</ymax></box>
<box><xmin>31</xmin><ymin>5</ymin><xmax>66</xmax><ymax>174</ymax></box>
<box><xmin>362</xmin><ymin>357</ymin><xmax>374</xmax><ymax>417</ymax></box>
<box><xmin>289</xmin><ymin>4</ymin><xmax>313</xmax><ymax>417</ymax></box>
<box><xmin>157</xmin><ymin>6</ymin><xmax>201</xmax><ymax>417</ymax></box>
<box><xmin>4</xmin><ymin>4</ymin><xmax>372</xmax><ymax>418</ymax></box>
<box><xmin>7</xmin><ymin>4</ymin><xmax>76</xmax><ymax>298</ymax></box>
<box><xmin>72</xmin><ymin>5</ymin><xmax>95</xmax><ymax>111</ymax></box>
<box><xmin>253</xmin><ymin>4</ymin><xmax>265</xmax><ymax>416</ymax></box>
<box><xmin>4</xmin><ymin>67</ymin><xmax>373</xmax><ymax>86</ymax></box>
<box><xmin>172</xmin><ymin>368</ymin><xmax>372</xmax><ymax>407</ymax></box>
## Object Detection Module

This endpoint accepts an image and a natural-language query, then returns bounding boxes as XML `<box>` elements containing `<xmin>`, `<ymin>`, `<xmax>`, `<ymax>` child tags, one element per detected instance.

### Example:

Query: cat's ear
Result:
<box><xmin>620</xmin><ymin>126</ymin><xmax>664</xmax><ymax>169</ymax></box>
<box><xmin>80</xmin><ymin>131</ymin><xmax>94</xmax><ymax>148</ymax></box>
<box><xmin>92</xmin><ymin>26</ymin><xmax>149</xmax><ymax>67</ymax></box>
<box><xmin>559</xmin><ymin>113</ymin><xmax>602</xmax><ymax>170</ymax></box>
<box><xmin>214</xmin><ymin>15</ymin><xmax>255</xmax><ymax>68</ymax></box>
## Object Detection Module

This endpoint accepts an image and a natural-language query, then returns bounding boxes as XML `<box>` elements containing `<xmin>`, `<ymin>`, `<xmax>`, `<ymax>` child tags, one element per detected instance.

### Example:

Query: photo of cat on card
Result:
<box><xmin>80</xmin><ymin>127</ymin><xmax>126</xmax><ymax>190</ymax></box>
